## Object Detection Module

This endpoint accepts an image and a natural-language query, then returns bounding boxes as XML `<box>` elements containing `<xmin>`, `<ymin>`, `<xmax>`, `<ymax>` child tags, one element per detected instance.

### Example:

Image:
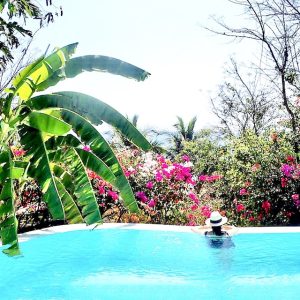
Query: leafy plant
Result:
<box><xmin>0</xmin><ymin>43</ymin><xmax>151</xmax><ymax>255</ymax></box>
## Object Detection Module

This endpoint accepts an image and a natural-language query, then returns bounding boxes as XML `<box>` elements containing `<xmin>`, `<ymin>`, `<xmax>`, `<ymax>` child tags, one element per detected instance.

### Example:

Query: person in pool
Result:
<box><xmin>204</xmin><ymin>211</ymin><xmax>236</xmax><ymax>249</ymax></box>
<box><xmin>204</xmin><ymin>211</ymin><xmax>229</xmax><ymax>237</ymax></box>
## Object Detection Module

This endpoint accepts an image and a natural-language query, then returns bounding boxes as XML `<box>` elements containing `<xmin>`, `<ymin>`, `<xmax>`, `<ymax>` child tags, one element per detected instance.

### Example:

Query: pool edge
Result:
<box><xmin>17</xmin><ymin>223</ymin><xmax>300</xmax><ymax>243</ymax></box>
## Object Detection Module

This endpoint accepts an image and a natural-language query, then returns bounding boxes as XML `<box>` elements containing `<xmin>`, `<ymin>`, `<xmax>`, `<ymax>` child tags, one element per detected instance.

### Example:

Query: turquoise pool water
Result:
<box><xmin>1</xmin><ymin>228</ymin><xmax>300</xmax><ymax>300</ymax></box>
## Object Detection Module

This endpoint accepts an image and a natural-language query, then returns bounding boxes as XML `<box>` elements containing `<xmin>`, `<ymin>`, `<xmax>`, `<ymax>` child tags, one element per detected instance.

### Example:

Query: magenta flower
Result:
<box><xmin>83</xmin><ymin>145</ymin><xmax>91</xmax><ymax>152</ymax></box>
<box><xmin>281</xmin><ymin>164</ymin><xmax>294</xmax><ymax>177</ymax></box>
<box><xmin>161</xmin><ymin>163</ymin><xmax>168</xmax><ymax>169</ymax></box>
<box><xmin>286</xmin><ymin>155</ymin><xmax>295</xmax><ymax>164</ymax></box>
<box><xmin>148</xmin><ymin>199</ymin><xmax>156</xmax><ymax>207</ymax></box>
<box><xmin>157</xmin><ymin>155</ymin><xmax>166</xmax><ymax>164</ymax></box>
<box><xmin>107</xmin><ymin>190</ymin><xmax>118</xmax><ymax>201</ymax></box>
<box><xmin>98</xmin><ymin>186</ymin><xmax>105</xmax><ymax>195</ymax></box>
<box><xmin>236</xmin><ymin>203</ymin><xmax>245</xmax><ymax>212</ymax></box>
<box><xmin>186</xmin><ymin>177</ymin><xmax>196</xmax><ymax>185</ymax></box>
<box><xmin>292</xmin><ymin>194</ymin><xmax>299</xmax><ymax>201</ymax></box>
<box><xmin>199</xmin><ymin>174</ymin><xmax>208</xmax><ymax>181</ymax></box>
<box><xmin>281</xmin><ymin>177</ymin><xmax>288</xmax><ymax>188</ymax></box>
<box><xmin>136</xmin><ymin>191</ymin><xmax>148</xmax><ymax>203</ymax></box>
<box><xmin>146</xmin><ymin>181</ymin><xmax>154</xmax><ymax>189</ymax></box>
<box><xmin>162</xmin><ymin>169</ymin><xmax>171</xmax><ymax>179</ymax></box>
<box><xmin>239</xmin><ymin>188</ymin><xmax>248</xmax><ymax>196</ymax></box>
<box><xmin>190</xmin><ymin>204</ymin><xmax>198</xmax><ymax>211</ymax></box>
<box><xmin>189</xmin><ymin>192</ymin><xmax>199</xmax><ymax>204</ymax></box>
<box><xmin>155</xmin><ymin>172</ymin><xmax>163</xmax><ymax>182</ymax></box>
<box><xmin>12</xmin><ymin>148</ymin><xmax>26</xmax><ymax>157</ymax></box>
<box><xmin>262</xmin><ymin>200</ymin><xmax>271</xmax><ymax>214</ymax></box>
<box><xmin>201</xmin><ymin>205</ymin><xmax>211</xmax><ymax>217</ymax></box>
<box><xmin>182</xmin><ymin>154</ymin><xmax>190</xmax><ymax>162</ymax></box>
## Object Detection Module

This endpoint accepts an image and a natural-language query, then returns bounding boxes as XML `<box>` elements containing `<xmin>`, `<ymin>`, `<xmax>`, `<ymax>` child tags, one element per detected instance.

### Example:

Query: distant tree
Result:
<box><xmin>112</xmin><ymin>114</ymin><xmax>165</xmax><ymax>153</ymax></box>
<box><xmin>0</xmin><ymin>0</ymin><xmax>62</xmax><ymax>91</ymax></box>
<box><xmin>211</xmin><ymin>58</ymin><xmax>278</xmax><ymax>136</ymax></box>
<box><xmin>208</xmin><ymin>0</ymin><xmax>300</xmax><ymax>152</ymax></box>
<box><xmin>172</xmin><ymin>116</ymin><xmax>197</xmax><ymax>154</ymax></box>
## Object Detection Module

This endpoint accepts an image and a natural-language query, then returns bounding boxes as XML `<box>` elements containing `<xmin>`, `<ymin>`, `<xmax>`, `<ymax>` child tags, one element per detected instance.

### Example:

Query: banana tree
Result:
<box><xmin>0</xmin><ymin>42</ymin><xmax>151</xmax><ymax>255</ymax></box>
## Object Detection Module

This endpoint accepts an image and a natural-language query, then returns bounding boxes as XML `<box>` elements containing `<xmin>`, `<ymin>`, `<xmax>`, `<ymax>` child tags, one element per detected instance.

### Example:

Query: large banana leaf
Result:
<box><xmin>49</xmin><ymin>110</ymin><xmax>139</xmax><ymax>212</ymax></box>
<box><xmin>52</xmin><ymin>148</ymin><xmax>102</xmax><ymax>224</ymax></box>
<box><xmin>13</xmin><ymin>43</ymin><xmax>78</xmax><ymax>101</ymax></box>
<box><xmin>0</xmin><ymin>151</ymin><xmax>20</xmax><ymax>255</ymax></box>
<box><xmin>26</xmin><ymin>111</ymin><xmax>72</xmax><ymax>135</ymax></box>
<box><xmin>54</xmin><ymin>177</ymin><xmax>84</xmax><ymax>224</ymax></box>
<box><xmin>18</xmin><ymin>125</ymin><xmax>65</xmax><ymax>220</ymax></box>
<box><xmin>35</xmin><ymin>55</ymin><xmax>150</xmax><ymax>91</ymax></box>
<box><xmin>28</xmin><ymin>91</ymin><xmax>152</xmax><ymax>150</ymax></box>
<box><xmin>46</xmin><ymin>134</ymin><xmax>117</xmax><ymax>184</ymax></box>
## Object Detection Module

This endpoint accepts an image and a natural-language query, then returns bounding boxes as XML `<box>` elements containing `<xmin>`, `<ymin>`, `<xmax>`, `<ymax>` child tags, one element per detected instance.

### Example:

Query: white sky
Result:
<box><xmin>31</xmin><ymin>0</ymin><xmax>253</xmax><ymax>132</ymax></box>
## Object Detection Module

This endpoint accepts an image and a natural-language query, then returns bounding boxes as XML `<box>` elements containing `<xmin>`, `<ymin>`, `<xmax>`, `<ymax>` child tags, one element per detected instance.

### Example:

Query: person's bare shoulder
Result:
<box><xmin>191</xmin><ymin>225</ymin><xmax>210</xmax><ymax>235</ymax></box>
<box><xmin>191</xmin><ymin>225</ymin><xmax>239</xmax><ymax>236</ymax></box>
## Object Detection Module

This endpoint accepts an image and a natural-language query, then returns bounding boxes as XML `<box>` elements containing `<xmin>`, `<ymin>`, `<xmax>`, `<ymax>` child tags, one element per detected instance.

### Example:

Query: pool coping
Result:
<box><xmin>17</xmin><ymin>223</ymin><xmax>300</xmax><ymax>243</ymax></box>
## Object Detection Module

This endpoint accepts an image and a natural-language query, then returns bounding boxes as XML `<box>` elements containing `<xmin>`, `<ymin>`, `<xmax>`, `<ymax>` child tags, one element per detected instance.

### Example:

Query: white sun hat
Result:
<box><xmin>205</xmin><ymin>211</ymin><xmax>228</xmax><ymax>227</ymax></box>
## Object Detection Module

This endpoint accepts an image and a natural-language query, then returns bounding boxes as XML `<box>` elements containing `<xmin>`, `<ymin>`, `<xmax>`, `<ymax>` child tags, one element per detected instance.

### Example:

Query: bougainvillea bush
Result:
<box><xmin>12</xmin><ymin>129</ymin><xmax>300</xmax><ymax>230</ymax></box>
<box><xmin>116</xmin><ymin>149</ymin><xmax>223</xmax><ymax>225</ymax></box>
<box><xmin>183</xmin><ymin>130</ymin><xmax>300</xmax><ymax>226</ymax></box>
<box><xmin>16</xmin><ymin>180</ymin><xmax>54</xmax><ymax>233</ymax></box>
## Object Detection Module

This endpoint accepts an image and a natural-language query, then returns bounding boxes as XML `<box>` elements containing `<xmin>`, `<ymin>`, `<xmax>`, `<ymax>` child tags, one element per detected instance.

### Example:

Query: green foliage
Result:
<box><xmin>0</xmin><ymin>43</ymin><xmax>151</xmax><ymax>255</ymax></box>
<box><xmin>179</xmin><ymin>128</ymin><xmax>223</xmax><ymax>174</ymax></box>
<box><xmin>182</xmin><ymin>130</ymin><xmax>299</xmax><ymax>226</ymax></box>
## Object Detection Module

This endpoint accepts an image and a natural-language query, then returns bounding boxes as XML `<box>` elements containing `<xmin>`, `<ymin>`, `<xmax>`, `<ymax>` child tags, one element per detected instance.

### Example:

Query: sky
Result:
<box><xmin>31</xmin><ymin>0</ymin><xmax>252</xmax><ymax>132</ymax></box>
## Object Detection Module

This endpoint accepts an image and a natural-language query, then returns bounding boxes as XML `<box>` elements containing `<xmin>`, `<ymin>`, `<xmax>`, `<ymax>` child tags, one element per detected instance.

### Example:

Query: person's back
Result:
<box><xmin>204</xmin><ymin>211</ymin><xmax>234</xmax><ymax>248</ymax></box>
<box><xmin>205</xmin><ymin>227</ymin><xmax>229</xmax><ymax>237</ymax></box>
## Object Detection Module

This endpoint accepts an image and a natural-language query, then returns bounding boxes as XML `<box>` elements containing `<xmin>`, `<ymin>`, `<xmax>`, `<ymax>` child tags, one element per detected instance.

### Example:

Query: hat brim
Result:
<box><xmin>205</xmin><ymin>216</ymin><xmax>228</xmax><ymax>227</ymax></box>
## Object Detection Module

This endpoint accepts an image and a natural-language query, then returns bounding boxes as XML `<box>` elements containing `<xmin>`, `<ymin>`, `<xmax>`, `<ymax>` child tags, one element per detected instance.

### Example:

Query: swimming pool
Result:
<box><xmin>1</xmin><ymin>225</ymin><xmax>300</xmax><ymax>300</ymax></box>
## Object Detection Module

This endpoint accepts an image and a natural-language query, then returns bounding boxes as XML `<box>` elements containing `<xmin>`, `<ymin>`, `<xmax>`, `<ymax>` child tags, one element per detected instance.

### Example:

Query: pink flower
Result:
<box><xmin>286</xmin><ymin>155</ymin><xmax>295</xmax><ymax>164</ymax></box>
<box><xmin>189</xmin><ymin>192</ymin><xmax>199</xmax><ymax>204</ymax></box>
<box><xmin>155</xmin><ymin>172</ymin><xmax>163</xmax><ymax>182</ymax></box>
<box><xmin>292</xmin><ymin>194</ymin><xmax>299</xmax><ymax>201</ymax></box>
<box><xmin>98</xmin><ymin>186</ymin><xmax>105</xmax><ymax>195</ymax></box>
<box><xmin>249</xmin><ymin>216</ymin><xmax>255</xmax><ymax>222</ymax></box>
<box><xmin>124</xmin><ymin>170</ymin><xmax>131</xmax><ymax>177</ymax></box>
<box><xmin>182</xmin><ymin>154</ymin><xmax>190</xmax><ymax>162</ymax></box>
<box><xmin>281</xmin><ymin>177</ymin><xmax>288</xmax><ymax>188</ymax></box>
<box><xmin>294</xmin><ymin>200</ymin><xmax>300</xmax><ymax>208</ymax></box>
<box><xmin>262</xmin><ymin>200</ymin><xmax>271</xmax><ymax>214</ymax></box>
<box><xmin>198</xmin><ymin>174</ymin><xmax>222</xmax><ymax>182</ymax></box>
<box><xmin>190</xmin><ymin>204</ymin><xmax>198</xmax><ymax>211</ymax></box>
<box><xmin>188</xmin><ymin>214</ymin><xmax>195</xmax><ymax>220</ymax></box>
<box><xmin>281</xmin><ymin>164</ymin><xmax>294</xmax><ymax>177</ymax></box>
<box><xmin>162</xmin><ymin>169</ymin><xmax>171</xmax><ymax>179</ymax></box>
<box><xmin>157</xmin><ymin>155</ymin><xmax>166</xmax><ymax>164</ymax></box>
<box><xmin>136</xmin><ymin>191</ymin><xmax>148</xmax><ymax>203</ymax></box>
<box><xmin>12</xmin><ymin>148</ymin><xmax>26</xmax><ymax>157</ymax></box>
<box><xmin>186</xmin><ymin>177</ymin><xmax>196</xmax><ymax>185</ymax></box>
<box><xmin>83</xmin><ymin>145</ymin><xmax>91</xmax><ymax>152</ymax></box>
<box><xmin>236</xmin><ymin>203</ymin><xmax>245</xmax><ymax>212</ymax></box>
<box><xmin>188</xmin><ymin>221</ymin><xmax>196</xmax><ymax>226</ymax></box>
<box><xmin>148</xmin><ymin>199</ymin><xmax>156</xmax><ymax>207</ymax></box>
<box><xmin>201</xmin><ymin>205</ymin><xmax>211</xmax><ymax>218</ymax></box>
<box><xmin>199</xmin><ymin>174</ymin><xmax>208</xmax><ymax>181</ymax></box>
<box><xmin>107</xmin><ymin>190</ymin><xmax>118</xmax><ymax>201</ymax></box>
<box><xmin>87</xmin><ymin>169</ymin><xmax>100</xmax><ymax>179</ymax></box>
<box><xmin>239</xmin><ymin>188</ymin><xmax>248</xmax><ymax>196</ymax></box>
<box><xmin>146</xmin><ymin>181</ymin><xmax>154</xmax><ymax>189</ymax></box>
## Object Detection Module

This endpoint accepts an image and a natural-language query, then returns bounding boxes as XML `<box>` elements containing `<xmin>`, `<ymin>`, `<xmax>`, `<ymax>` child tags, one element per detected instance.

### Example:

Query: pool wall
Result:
<box><xmin>16</xmin><ymin>223</ymin><xmax>300</xmax><ymax>243</ymax></box>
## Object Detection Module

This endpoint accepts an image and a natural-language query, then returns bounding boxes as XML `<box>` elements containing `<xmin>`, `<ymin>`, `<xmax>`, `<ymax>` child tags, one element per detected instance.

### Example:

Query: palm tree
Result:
<box><xmin>172</xmin><ymin>116</ymin><xmax>197</xmax><ymax>153</ymax></box>
<box><xmin>0</xmin><ymin>43</ymin><xmax>151</xmax><ymax>255</ymax></box>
